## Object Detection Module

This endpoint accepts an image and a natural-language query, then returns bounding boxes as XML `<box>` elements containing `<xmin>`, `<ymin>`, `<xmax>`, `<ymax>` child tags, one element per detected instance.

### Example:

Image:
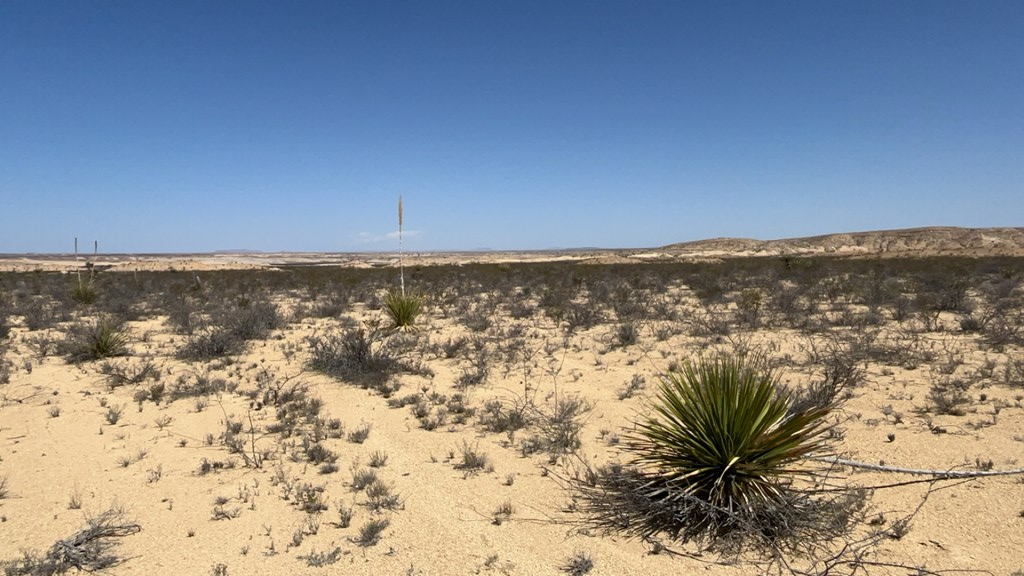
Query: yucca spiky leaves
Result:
<box><xmin>568</xmin><ymin>355</ymin><xmax>847</xmax><ymax>553</ymax></box>
<box><xmin>627</xmin><ymin>355</ymin><xmax>836</xmax><ymax>515</ymax></box>
<box><xmin>64</xmin><ymin>318</ymin><xmax>129</xmax><ymax>362</ymax></box>
<box><xmin>382</xmin><ymin>289</ymin><xmax>422</xmax><ymax>330</ymax></box>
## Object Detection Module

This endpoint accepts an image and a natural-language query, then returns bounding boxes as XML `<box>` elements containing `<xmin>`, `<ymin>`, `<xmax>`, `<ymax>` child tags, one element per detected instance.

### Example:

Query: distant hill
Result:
<box><xmin>660</xmin><ymin>227</ymin><xmax>1024</xmax><ymax>258</ymax></box>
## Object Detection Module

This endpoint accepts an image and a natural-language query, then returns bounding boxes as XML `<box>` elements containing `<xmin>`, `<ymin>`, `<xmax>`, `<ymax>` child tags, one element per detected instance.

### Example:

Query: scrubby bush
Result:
<box><xmin>177</xmin><ymin>327</ymin><xmax>243</xmax><ymax>360</ymax></box>
<box><xmin>0</xmin><ymin>300</ymin><xmax>11</xmax><ymax>340</ymax></box>
<box><xmin>220</xmin><ymin>299</ymin><xmax>280</xmax><ymax>340</ymax></box>
<box><xmin>175</xmin><ymin>299</ymin><xmax>279</xmax><ymax>360</ymax></box>
<box><xmin>354</xmin><ymin>518</ymin><xmax>389</xmax><ymax>546</ymax></box>
<box><xmin>100</xmin><ymin>358</ymin><xmax>160</xmax><ymax>389</ymax></box>
<box><xmin>163</xmin><ymin>295</ymin><xmax>199</xmax><ymax>335</ymax></box>
<box><xmin>0</xmin><ymin>351</ymin><xmax>11</xmax><ymax>386</ymax></box>
<box><xmin>308</xmin><ymin>328</ymin><xmax>405</xmax><ymax>389</ymax></box>
<box><xmin>21</xmin><ymin>300</ymin><xmax>55</xmax><ymax>331</ymax></box>
<box><xmin>928</xmin><ymin>377</ymin><xmax>972</xmax><ymax>416</ymax></box>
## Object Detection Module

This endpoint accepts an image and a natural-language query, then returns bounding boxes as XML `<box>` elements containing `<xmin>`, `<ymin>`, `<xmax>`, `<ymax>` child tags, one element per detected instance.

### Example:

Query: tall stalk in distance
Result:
<box><xmin>75</xmin><ymin>237</ymin><xmax>82</xmax><ymax>290</ymax></box>
<box><xmin>398</xmin><ymin>195</ymin><xmax>405</xmax><ymax>297</ymax></box>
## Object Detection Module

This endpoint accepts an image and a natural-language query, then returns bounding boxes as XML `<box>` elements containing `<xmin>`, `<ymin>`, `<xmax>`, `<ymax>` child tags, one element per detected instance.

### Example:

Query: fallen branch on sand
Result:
<box><xmin>818</xmin><ymin>456</ymin><xmax>1024</xmax><ymax>478</ymax></box>
<box><xmin>2</xmin><ymin>507</ymin><xmax>141</xmax><ymax>575</ymax></box>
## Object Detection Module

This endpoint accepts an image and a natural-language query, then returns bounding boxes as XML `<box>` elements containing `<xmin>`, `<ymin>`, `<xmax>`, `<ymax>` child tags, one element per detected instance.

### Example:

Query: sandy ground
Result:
<box><xmin>1</xmin><ymin>254</ymin><xmax>1023</xmax><ymax>576</ymax></box>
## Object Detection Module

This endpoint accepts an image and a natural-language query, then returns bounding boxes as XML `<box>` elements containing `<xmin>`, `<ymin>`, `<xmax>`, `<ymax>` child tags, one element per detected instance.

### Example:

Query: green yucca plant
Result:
<box><xmin>628</xmin><ymin>354</ymin><xmax>836</xmax><ymax>515</ymax></box>
<box><xmin>84</xmin><ymin>319</ymin><xmax>129</xmax><ymax>360</ymax></box>
<box><xmin>64</xmin><ymin>318</ymin><xmax>130</xmax><ymax>362</ymax></box>
<box><xmin>70</xmin><ymin>280</ymin><xmax>98</xmax><ymax>305</ymax></box>
<box><xmin>70</xmin><ymin>237</ymin><xmax>99</xmax><ymax>305</ymax></box>
<box><xmin>382</xmin><ymin>289</ymin><xmax>423</xmax><ymax>330</ymax></box>
<box><xmin>568</xmin><ymin>353</ymin><xmax>853</xmax><ymax>554</ymax></box>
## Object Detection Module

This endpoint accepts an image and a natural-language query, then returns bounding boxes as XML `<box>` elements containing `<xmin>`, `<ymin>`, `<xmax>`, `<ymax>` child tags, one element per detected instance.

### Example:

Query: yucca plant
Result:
<box><xmin>70</xmin><ymin>280</ymin><xmax>98</xmax><ymax>305</ymax></box>
<box><xmin>64</xmin><ymin>318</ymin><xmax>130</xmax><ymax>362</ymax></box>
<box><xmin>573</xmin><ymin>354</ymin><xmax>852</xmax><ymax>555</ymax></box>
<box><xmin>630</xmin><ymin>355</ymin><xmax>836</xmax><ymax>513</ymax></box>
<box><xmin>70</xmin><ymin>237</ymin><xmax>99</xmax><ymax>305</ymax></box>
<box><xmin>382</xmin><ymin>289</ymin><xmax>423</xmax><ymax>330</ymax></box>
<box><xmin>85</xmin><ymin>319</ymin><xmax>130</xmax><ymax>360</ymax></box>
<box><xmin>381</xmin><ymin>195</ymin><xmax>425</xmax><ymax>330</ymax></box>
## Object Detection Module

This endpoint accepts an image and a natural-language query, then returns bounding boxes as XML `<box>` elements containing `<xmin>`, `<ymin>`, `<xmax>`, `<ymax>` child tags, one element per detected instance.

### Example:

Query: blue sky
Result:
<box><xmin>2</xmin><ymin>2</ymin><xmax>1022</xmax><ymax>253</ymax></box>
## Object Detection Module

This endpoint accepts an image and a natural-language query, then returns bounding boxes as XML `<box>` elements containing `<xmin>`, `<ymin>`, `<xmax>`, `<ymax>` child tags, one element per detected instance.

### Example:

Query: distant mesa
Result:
<box><xmin>660</xmin><ymin>227</ymin><xmax>1024</xmax><ymax>258</ymax></box>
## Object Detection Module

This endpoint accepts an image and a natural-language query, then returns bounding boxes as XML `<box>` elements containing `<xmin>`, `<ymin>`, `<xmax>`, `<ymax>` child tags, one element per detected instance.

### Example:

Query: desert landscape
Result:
<box><xmin>1</xmin><ymin>227</ymin><xmax>1023</xmax><ymax>576</ymax></box>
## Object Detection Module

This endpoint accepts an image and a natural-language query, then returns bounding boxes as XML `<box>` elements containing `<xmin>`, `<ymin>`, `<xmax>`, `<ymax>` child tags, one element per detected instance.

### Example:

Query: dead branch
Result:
<box><xmin>2</xmin><ymin>507</ymin><xmax>141</xmax><ymax>574</ymax></box>
<box><xmin>818</xmin><ymin>457</ymin><xmax>1024</xmax><ymax>478</ymax></box>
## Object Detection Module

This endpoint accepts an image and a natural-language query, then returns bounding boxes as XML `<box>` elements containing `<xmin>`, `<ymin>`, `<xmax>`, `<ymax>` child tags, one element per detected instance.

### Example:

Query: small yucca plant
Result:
<box><xmin>85</xmin><ymin>319</ymin><xmax>130</xmax><ymax>360</ymax></box>
<box><xmin>70</xmin><ymin>280</ymin><xmax>98</xmax><ymax>305</ymax></box>
<box><xmin>65</xmin><ymin>318</ymin><xmax>130</xmax><ymax>362</ymax></box>
<box><xmin>382</xmin><ymin>289</ymin><xmax>423</xmax><ymax>330</ymax></box>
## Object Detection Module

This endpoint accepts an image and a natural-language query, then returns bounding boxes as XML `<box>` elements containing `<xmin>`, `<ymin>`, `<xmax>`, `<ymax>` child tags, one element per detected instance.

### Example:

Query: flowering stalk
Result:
<box><xmin>398</xmin><ymin>195</ymin><xmax>405</xmax><ymax>297</ymax></box>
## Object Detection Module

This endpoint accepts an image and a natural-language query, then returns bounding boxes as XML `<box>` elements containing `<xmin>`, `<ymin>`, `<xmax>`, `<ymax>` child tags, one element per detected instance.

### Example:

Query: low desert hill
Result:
<box><xmin>660</xmin><ymin>226</ymin><xmax>1024</xmax><ymax>258</ymax></box>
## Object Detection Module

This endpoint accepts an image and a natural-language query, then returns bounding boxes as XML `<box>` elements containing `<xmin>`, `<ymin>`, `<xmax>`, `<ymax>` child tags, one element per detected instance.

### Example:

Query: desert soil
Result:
<box><xmin>1</xmin><ymin>248</ymin><xmax>1022</xmax><ymax>576</ymax></box>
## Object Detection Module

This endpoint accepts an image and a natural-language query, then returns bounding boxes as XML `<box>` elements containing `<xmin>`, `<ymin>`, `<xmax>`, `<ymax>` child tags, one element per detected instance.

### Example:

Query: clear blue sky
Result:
<box><xmin>2</xmin><ymin>1</ymin><xmax>1022</xmax><ymax>253</ymax></box>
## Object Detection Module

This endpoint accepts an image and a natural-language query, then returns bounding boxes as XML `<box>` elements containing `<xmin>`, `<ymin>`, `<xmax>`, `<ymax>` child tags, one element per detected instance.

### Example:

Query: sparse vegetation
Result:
<box><xmin>105</xmin><ymin>404</ymin><xmax>125</xmax><ymax>425</ymax></box>
<box><xmin>299</xmin><ymin>546</ymin><xmax>344</xmax><ymax>567</ymax></box>
<box><xmin>368</xmin><ymin>450</ymin><xmax>389</xmax><ymax>468</ymax></box>
<box><xmin>364</xmin><ymin>479</ymin><xmax>402</xmax><ymax>511</ymax></box>
<box><xmin>293</xmin><ymin>483</ymin><xmax>328</xmax><ymax>514</ymax></box>
<box><xmin>347</xmin><ymin>422</ymin><xmax>371</xmax><ymax>444</ymax></box>
<box><xmin>491</xmin><ymin>500</ymin><xmax>514</xmax><ymax>525</ymax></box>
<box><xmin>560</xmin><ymin>550</ymin><xmax>594</xmax><ymax>575</ymax></box>
<box><xmin>1</xmin><ymin>253</ymin><xmax>1023</xmax><ymax>576</ymax></box>
<box><xmin>454</xmin><ymin>440</ymin><xmax>491</xmax><ymax>474</ymax></box>
<box><xmin>100</xmin><ymin>359</ymin><xmax>160</xmax><ymax>389</ymax></box>
<box><xmin>354</xmin><ymin>518</ymin><xmax>389</xmax><ymax>546</ymax></box>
